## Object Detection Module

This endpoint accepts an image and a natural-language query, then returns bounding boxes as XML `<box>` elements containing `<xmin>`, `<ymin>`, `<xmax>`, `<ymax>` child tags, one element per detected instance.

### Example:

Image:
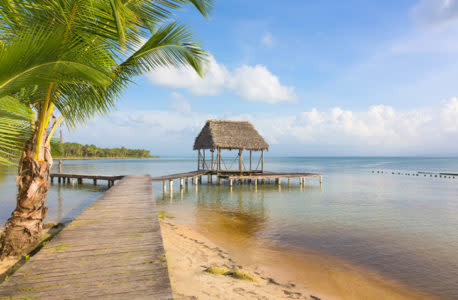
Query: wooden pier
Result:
<box><xmin>154</xmin><ymin>170</ymin><xmax>322</xmax><ymax>194</ymax></box>
<box><xmin>0</xmin><ymin>175</ymin><xmax>172</xmax><ymax>299</ymax></box>
<box><xmin>50</xmin><ymin>173</ymin><xmax>124</xmax><ymax>187</ymax></box>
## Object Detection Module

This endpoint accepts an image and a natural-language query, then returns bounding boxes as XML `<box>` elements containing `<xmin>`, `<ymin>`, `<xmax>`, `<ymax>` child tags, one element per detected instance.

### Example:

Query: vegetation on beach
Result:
<box><xmin>157</xmin><ymin>211</ymin><xmax>175</xmax><ymax>220</ymax></box>
<box><xmin>0</xmin><ymin>0</ymin><xmax>213</xmax><ymax>258</ymax></box>
<box><xmin>204</xmin><ymin>266</ymin><xmax>256</xmax><ymax>282</ymax></box>
<box><xmin>52</xmin><ymin>142</ymin><xmax>154</xmax><ymax>159</ymax></box>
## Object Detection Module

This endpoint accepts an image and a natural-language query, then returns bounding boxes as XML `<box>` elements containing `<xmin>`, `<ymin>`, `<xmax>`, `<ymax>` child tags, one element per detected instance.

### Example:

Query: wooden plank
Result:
<box><xmin>150</xmin><ymin>170</ymin><xmax>209</xmax><ymax>181</ymax></box>
<box><xmin>0</xmin><ymin>175</ymin><xmax>172</xmax><ymax>299</ymax></box>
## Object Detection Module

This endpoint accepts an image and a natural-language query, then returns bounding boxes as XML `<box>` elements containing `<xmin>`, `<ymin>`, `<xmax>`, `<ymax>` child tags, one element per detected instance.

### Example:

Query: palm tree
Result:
<box><xmin>0</xmin><ymin>0</ymin><xmax>213</xmax><ymax>258</ymax></box>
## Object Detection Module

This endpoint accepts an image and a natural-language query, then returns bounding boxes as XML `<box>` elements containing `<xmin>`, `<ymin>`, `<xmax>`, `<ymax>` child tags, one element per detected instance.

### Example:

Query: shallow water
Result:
<box><xmin>0</xmin><ymin>157</ymin><xmax>457</xmax><ymax>299</ymax></box>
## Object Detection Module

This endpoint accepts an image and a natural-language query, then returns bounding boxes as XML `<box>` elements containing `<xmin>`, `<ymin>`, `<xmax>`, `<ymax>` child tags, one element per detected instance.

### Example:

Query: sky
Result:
<box><xmin>68</xmin><ymin>0</ymin><xmax>458</xmax><ymax>156</ymax></box>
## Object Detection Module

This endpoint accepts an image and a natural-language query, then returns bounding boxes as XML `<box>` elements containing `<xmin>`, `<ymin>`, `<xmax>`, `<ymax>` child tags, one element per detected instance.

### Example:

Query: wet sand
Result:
<box><xmin>160</xmin><ymin>218</ymin><xmax>441</xmax><ymax>300</ymax></box>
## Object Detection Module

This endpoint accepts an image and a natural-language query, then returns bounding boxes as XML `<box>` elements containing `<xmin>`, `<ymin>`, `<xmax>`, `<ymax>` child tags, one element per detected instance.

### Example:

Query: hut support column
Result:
<box><xmin>217</xmin><ymin>148</ymin><xmax>221</xmax><ymax>173</ymax></box>
<box><xmin>203</xmin><ymin>150</ymin><xmax>206</xmax><ymax>170</ymax></box>
<box><xmin>211</xmin><ymin>150</ymin><xmax>214</xmax><ymax>171</ymax></box>
<box><xmin>239</xmin><ymin>149</ymin><xmax>243</xmax><ymax>174</ymax></box>
<box><xmin>169</xmin><ymin>180</ymin><xmax>173</xmax><ymax>194</ymax></box>
<box><xmin>163</xmin><ymin>181</ymin><xmax>166</xmax><ymax>193</ymax></box>
<box><xmin>261</xmin><ymin>150</ymin><xmax>264</xmax><ymax>173</ymax></box>
<box><xmin>249</xmin><ymin>150</ymin><xmax>252</xmax><ymax>172</ymax></box>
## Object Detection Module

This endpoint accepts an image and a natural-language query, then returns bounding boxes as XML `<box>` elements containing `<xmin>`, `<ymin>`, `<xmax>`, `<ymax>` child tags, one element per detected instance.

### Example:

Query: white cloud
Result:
<box><xmin>169</xmin><ymin>92</ymin><xmax>192</xmax><ymax>114</ymax></box>
<box><xmin>261</xmin><ymin>32</ymin><xmax>274</xmax><ymax>47</ymax></box>
<box><xmin>229</xmin><ymin>65</ymin><xmax>297</xmax><ymax>103</ymax></box>
<box><xmin>145</xmin><ymin>55</ymin><xmax>297</xmax><ymax>104</ymax></box>
<box><xmin>146</xmin><ymin>56</ymin><xmax>229</xmax><ymax>96</ymax></box>
<box><xmin>68</xmin><ymin>98</ymin><xmax>458</xmax><ymax>156</ymax></box>
<box><xmin>411</xmin><ymin>0</ymin><xmax>458</xmax><ymax>26</ymax></box>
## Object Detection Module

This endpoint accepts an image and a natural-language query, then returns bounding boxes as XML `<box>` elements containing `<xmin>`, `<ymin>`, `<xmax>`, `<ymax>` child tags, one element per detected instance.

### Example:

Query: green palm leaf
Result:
<box><xmin>0</xmin><ymin>96</ymin><xmax>34</xmax><ymax>165</ymax></box>
<box><xmin>0</xmin><ymin>26</ymin><xmax>113</xmax><ymax>99</ymax></box>
<box><xmin>119</xmin><ymin>22</ymin><xmax>208</xmax><ymax>77</ymax></box>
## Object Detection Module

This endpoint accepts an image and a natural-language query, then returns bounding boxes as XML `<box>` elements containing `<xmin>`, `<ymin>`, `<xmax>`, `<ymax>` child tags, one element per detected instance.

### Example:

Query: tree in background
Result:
<box><xmin>0</xmin><ymin>0</ymin><xmax>213</xmax><ymax>258</ymax></box>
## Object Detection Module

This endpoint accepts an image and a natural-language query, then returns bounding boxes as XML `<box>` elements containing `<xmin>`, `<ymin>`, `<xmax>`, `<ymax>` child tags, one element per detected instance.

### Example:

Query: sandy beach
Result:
<box><xmin>160</xmin><ymin>218</ymin><xmax>440</xmax><ymax>300</ymax></box>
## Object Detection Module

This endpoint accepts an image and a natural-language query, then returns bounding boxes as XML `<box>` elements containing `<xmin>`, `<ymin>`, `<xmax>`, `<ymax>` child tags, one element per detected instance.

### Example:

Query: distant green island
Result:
<box><xmin>52</xmin><ymin>142</ymin><xmax>158</xmax><ymax>159</ymax></box>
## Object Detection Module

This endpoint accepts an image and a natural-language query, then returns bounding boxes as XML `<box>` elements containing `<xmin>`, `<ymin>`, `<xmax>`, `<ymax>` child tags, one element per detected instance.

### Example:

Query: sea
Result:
<box><xmin>0</xmin><ymin>157</ymin><xmax>457</xmax><ymax>299</ymax></box>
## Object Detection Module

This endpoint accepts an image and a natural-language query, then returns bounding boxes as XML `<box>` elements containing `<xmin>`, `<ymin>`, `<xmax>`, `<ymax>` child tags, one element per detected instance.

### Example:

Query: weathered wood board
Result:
<box><xmin>0</xmin><ymin>175</ymin><xmax>172</xmax><ymax>300</ymax></box>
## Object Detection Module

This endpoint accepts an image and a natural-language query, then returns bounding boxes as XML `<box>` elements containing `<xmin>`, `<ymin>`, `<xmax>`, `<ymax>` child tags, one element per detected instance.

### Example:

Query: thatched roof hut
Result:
<box><xmin>193</xmin><ymin>120</ymin><xmax>269</xmax><ymax>151</ymax></box>
<box><xmin>194</xmin><ymin>120</ymin><xmax>268</xmax><ymax>173</ymax></box>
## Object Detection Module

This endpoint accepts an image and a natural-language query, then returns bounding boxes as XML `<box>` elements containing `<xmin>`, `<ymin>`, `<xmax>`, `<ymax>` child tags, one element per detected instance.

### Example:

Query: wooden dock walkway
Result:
<box><xmin>50</xmin><ymin>173</ymin><xmax>124</xmax><ymax>187</ymax></box>
<box><xmin>0</xmin><ymin>175</ymin><xmax>172</xmax><ymax>299</ymax></box>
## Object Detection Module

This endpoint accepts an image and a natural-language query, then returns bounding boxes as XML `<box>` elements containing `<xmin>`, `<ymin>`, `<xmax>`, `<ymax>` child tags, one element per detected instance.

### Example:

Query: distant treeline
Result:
<box><xmin>52</xmin><ymin>142</ymin><xmax>155</xmax><ymax>158</ymax></box>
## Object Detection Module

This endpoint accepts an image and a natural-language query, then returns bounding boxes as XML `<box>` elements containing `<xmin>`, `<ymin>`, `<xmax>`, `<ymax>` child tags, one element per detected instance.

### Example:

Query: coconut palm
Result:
<box><xmin>0</xmin><ymin>0</ymin><xmax>213</xmax><ymax>258</ymax></box>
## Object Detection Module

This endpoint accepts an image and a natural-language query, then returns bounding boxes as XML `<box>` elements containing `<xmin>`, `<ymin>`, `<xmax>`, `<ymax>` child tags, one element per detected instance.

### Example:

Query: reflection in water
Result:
<box><xmin>155</xmin><ymin>176</ymin><xmax>458</xmax><ymax>300</ymax></box>
<box><xmin>57</xmin><ymin>184</ymin><xmax>63</xmax><ymax>221</ymax></box>
<box><xmin>0</xmin><ymin>165</ymin><xmax>11</xmax><ymax>183</ymax></box>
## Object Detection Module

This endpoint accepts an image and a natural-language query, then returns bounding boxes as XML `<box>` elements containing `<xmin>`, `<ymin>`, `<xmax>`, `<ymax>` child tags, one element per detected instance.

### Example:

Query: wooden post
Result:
<box><xmin>58</xmin><ymin>160</ymin><xmax>62</xmax><ymax>173</ymax></box>
<box><xmin>261</xmin><ymin>150</ymin><xmax>264</xmax><ymax>173</ymax></box>
<box><xmin>203</xmin><ymin>150</ymin><xmax>206</xmax><ymax>170</ymax></box>
<box><xmin>93</xmin><ymin>179</ymin><xmax>97</xmax><ymax>185</ymax></box>
<box><xmin>169</xmin><ymin>180</ymin><xmax>173</xmax><ymax>194</ymax></box>
<box><xmin>197</xmin><ymin>150</ymin><xmax>201</xmax><ymax>171</ymax></box>
<box><xmin>320</xmin><ymin>176</ymin><xmax>322</xmax><ymax>184</ymax></box>
<box><xmin>198</xmin><ymin>176</ymin><xmax>202</xmax><ymax>184</ymax></box>
<box><xmin>78</xmin><ymin>178</ymin><xmax>82</xmax><ymax>184</ymax></box>
<box><xmin>276</xmin><ymin>178</ymin><xmax>280</xmax><ymax>186</ymax></box>
<box><xmin>229</xmin><ymin>179</ymin><xmax>233</xmax><ymax>187</ymax></box>
<box><xmin>163</xmin><ymin>181</ymin><xmax>166</xmax><ymax>193</ymax></box>
<box><xmin>249</xmin><ymin>150</ymin><xmax>252</xmax><ymax>172</ymax></box>
<box><xmin>194</xmin><ymin>176</ymin><xmax>197</xmax><ymax>186</ymax></box>
<box><xmin>58</xmin><ymin>177</ymin><xmax>61</xmax><ymax>184</ymax></box>
<box><xmin>211</xmin><ymin>150</ymin><xmax>214</xmax><ymax>171</ymax></box>
<box><xmin>185</xmin><ymin>177</ymin><xmax>189</xmax><ymax>185</ymax></box>
<box><xmin>217</xmin><ymin>177</ymin><xmax>222</xmax><ymax>185</ymax></box>
<box><xmin>254</xmin><ymin>179</ymin><xmax>257</xmax><ymax>188</ymax></box>
<box><xmin>287</xmin><ymin>178</ymin><xmax>290</xmax><ymax>186</ymax></box>
<box><xmin>208</xmin><ymin>174</ymin><xmax>212</xmax><ymax>184</ymax></box>
<box><xmin>180</xmin><ymin>178</ymin><xmax>183</xmax><ymax>189</ymax></box>
<box><xmin>239</xmin><ymin>149</ymin><xmax>243</xmax><ymax>174</ymax></box>
<box><xmin>51</xmin><ymin>176</ymin><xmax>54</xmax><ymax>183</ymax></box>
<box><xmin>217</xmin><ymin>148</ymin><xmax>221</xmax><ymax>172</ymax></box>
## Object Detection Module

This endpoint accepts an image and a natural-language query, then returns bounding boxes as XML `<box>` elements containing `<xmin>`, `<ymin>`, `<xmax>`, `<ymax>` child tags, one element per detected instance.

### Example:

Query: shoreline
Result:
<box><xmin>160</xmin><ymin>218</ymin><xmax>441</xmax><ymax>300</ymax></box>
<box><xmin>53</xmin><ymin>156</ymin><xmax>159</xmax><ymax>160</ymax></box>
<box><xmin>160</xmin><ymin>218</ymin><xmax>326</xmax><ymax>299</ymax></box>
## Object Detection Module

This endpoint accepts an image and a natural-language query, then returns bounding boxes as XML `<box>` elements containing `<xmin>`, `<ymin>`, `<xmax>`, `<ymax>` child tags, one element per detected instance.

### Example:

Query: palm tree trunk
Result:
<box><xmin>0</xmin><ymin>138</ymin><xmax>49</xmax><ymax>259</ymax></box>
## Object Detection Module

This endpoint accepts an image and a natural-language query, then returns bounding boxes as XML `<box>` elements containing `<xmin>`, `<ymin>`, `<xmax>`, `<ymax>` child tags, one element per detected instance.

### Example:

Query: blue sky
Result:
<box><xmin>68</xmin><ymin>0</ymin><xmax>458</xmax><ymax>156</ymax></box>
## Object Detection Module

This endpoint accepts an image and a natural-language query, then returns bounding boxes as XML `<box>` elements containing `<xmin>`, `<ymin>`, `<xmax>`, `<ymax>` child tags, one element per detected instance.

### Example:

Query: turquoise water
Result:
<box><xmin>0</xmin><ymin>157</ymin><xmax>457</xmax><ymax>299</ymax></box>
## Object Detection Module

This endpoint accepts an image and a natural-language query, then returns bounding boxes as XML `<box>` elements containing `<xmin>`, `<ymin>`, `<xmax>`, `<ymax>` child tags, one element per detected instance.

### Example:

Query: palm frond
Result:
<box><xmin>0</xmin><ymin>26</ymin><xmax>113</xmax><ymax>99</ymax></box>
<box><xmin>0</xmin><ymin>96</ymin><xmax>34</xmax><ymax>165</ymax></box>
<box><xmin>119</xmin><ymin>22</ymin><xmax>208</xmax><ymax>77</ymax></box>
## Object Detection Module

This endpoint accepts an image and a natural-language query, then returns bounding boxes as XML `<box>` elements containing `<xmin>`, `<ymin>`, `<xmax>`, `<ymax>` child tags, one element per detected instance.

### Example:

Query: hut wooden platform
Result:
<box><xmin>0</xmin><ymin>175</ymin><xmax>172</xmax><ymax>299</ymax></box>
<box><xmin>156</xmin><ymin>170</ymin><xmax>322</xmax><ymax>194</ymax></box>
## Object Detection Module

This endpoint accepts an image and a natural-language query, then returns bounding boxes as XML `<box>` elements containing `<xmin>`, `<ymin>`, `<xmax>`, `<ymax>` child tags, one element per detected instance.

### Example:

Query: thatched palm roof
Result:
<box><xmin>194</xmin><ymin>120</ymin><xmax>269</xmax><ymax>151</ymax></box>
